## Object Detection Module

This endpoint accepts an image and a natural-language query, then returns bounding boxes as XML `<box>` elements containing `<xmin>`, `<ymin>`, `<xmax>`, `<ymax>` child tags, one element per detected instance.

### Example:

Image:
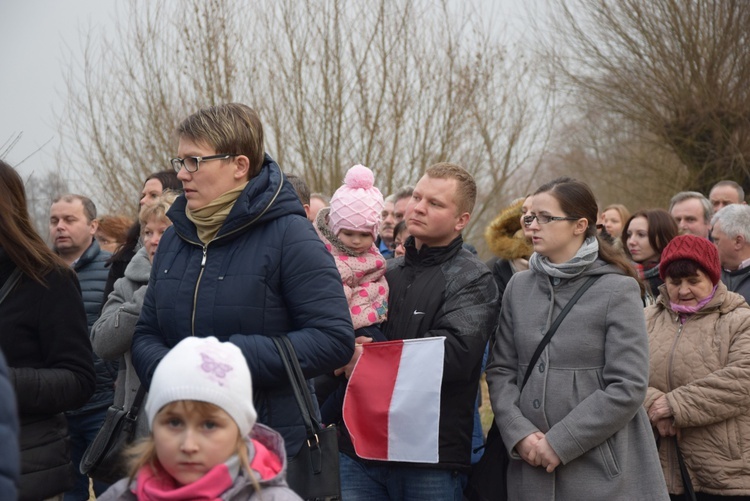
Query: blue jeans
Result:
<box><xmin>64</xmin><ymin>407</ymin><xmax>110</xmax><ymax>500</ymax></box>
<box><xmin>340</xmin><ymin>453</ymin><xmax>466</xmax><ymax>501</ymax></box>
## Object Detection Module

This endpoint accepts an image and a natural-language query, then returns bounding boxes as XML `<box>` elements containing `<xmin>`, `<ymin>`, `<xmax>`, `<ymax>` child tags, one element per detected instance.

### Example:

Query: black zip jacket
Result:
<box><xmin>379</xmin><ymin>235</ymin><xmax>498</xmax><ymax>471</ymax></box>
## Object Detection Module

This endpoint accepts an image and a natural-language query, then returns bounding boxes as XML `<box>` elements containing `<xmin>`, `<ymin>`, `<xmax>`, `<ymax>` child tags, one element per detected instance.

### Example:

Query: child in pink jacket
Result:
<box><xmin>313</xmin><ymin>165</ymin><xmax>389</xmax><ymax>423</ymax></box>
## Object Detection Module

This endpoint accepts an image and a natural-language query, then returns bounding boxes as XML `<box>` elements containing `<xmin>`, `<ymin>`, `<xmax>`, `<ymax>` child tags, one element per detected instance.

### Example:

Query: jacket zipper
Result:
<box><xmin>182</xmin><ymin>177</ymin><xmax>285</xmax><ymax>337</ymax></box>
<box><xmin>665</xmin><ymin>314</ymin><xmax>691</xmax><ymax>493</ymax></box>
<box><xmin>191</xmin><ymin>246</ymin><xmax>208</xmax><ymax>336</ymax></box>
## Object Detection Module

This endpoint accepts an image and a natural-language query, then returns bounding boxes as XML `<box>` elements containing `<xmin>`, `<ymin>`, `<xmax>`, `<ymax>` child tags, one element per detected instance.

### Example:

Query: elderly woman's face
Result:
<box><xmin>665</xmin><ymin>268</ymin><xmax>714</xmax><ymax>307</ymax></box>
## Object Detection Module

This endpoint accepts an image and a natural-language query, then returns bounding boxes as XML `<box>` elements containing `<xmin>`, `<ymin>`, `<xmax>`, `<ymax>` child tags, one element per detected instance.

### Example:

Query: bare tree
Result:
<box><xmin>24</xmin><ymin>171</ymin><xmax>70</xmax><ymax>238</ymax></box>
<box><xmin>58</xmin><ymin>0</ymin><xmax>552</xmax><ymax>250</ymax></box>
<box><xmin>542</xmin><ymin>0</ymin><xmax>750</xmax><ymax>196</ymax></box>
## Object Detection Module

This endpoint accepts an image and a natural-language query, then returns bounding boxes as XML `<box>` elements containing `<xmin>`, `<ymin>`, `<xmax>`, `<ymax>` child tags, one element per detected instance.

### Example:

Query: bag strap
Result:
<box><xmin>272</xmin><ymin>337</ymin><xmax>320</xmax><ymax>437</ymax></box>
<box><xmin>675</xmin><ymin>438</ymin><xmax>697</xmax><ymax>501</ymax></box>
<box><xmin>0</xmin><ymin>268</ymin><xmax>22</xmax><ymax>306</ymax></box>
<box><xmin>521</xmin><ymin>274</ymin><xmax>600</xmax><ymax>390</ymax></box>
<box><xmin>126</xmin><ymin>386</ymin><xmax>147</xmax><ymax>419</ymax></box>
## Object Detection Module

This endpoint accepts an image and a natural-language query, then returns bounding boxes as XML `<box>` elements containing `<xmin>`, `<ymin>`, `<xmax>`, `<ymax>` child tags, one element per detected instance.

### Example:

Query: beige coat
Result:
<box><xmin>645</xmin><ymin>282</ymin><xmax>750</xmax><ymax>496</ymax></box>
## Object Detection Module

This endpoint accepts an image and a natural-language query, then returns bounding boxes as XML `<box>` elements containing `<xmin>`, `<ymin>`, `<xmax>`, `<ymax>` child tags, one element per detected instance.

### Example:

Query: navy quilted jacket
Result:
<box><xmin>132</xmin><ymin>155</ymin><xmax>355</xmax><ymax>456</ymax></box>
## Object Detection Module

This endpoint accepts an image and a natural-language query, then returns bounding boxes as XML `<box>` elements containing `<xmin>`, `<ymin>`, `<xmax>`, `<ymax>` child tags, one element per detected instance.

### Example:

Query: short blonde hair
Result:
<box><xmin>177</xmin><ymin>103</ymin><xmax>265</xmax><ymax>179</ymax></box>
<box><xmin>425</xmin><ymin>163</ymin><xmax>476</xmax><ymax>215</ymax></box>
<box><xmin>138</xmin><ymin>191</ymin><xmax>179</xmax><ymax>230</ymax></box>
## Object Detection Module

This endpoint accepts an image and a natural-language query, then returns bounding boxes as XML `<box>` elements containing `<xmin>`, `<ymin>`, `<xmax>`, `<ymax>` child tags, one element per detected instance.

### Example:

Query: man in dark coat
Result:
<box><xmin>50</xmin><ymin>194</ymin><xmax>115</xmax><ymax>499</ymax></box>
<box><xmin>712</xmin><ymin>203</ymin><xmax>750</xmax><ymax>303</ymax></box>
<box><xmin>339</xmin><ymin>163</ymin><xmax>498</xmax><ymax>500</ymax></box>
<box><xmin>132</xmin><ymin>103</ymin><xmax>354</xmax><ymax>462</ymax></box>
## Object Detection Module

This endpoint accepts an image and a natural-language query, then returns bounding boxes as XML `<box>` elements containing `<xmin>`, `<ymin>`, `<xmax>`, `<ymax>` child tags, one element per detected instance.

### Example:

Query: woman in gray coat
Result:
<box><xmin>486</xmin><ymin>177</ymin><xmax>668</xmax><ymax>500</ymax></box>
<box><xmin>91</xmin><ymin>195</ymin><xmax>176</xmax><ymax>437</ymax></box>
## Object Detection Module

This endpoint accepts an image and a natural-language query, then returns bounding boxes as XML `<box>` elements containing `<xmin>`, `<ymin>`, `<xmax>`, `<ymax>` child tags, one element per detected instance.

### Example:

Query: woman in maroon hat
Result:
<box><xmin>645</xmin><ymin>234</ymin><xmax>750</xmax><ymax>499</ymax></box>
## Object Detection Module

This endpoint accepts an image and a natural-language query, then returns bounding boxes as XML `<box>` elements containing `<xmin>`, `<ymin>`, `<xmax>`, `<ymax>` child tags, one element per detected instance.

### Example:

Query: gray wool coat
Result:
<box><xmin>486</xmin><ymin>260</ymin><xmax>668</xmax><ymax>500</ymax></box>
<box><xmin>90</xmin><ymin>246</ymin><xmax>151</xmax><ymax>437</ymax></box>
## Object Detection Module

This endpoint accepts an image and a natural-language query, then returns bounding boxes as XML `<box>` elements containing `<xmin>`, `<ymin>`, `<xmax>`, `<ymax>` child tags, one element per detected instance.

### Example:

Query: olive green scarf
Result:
<box><xmin>186</xmin><ymin>182</ymin><xmax>248</xmax><ymax>244</ymax></box>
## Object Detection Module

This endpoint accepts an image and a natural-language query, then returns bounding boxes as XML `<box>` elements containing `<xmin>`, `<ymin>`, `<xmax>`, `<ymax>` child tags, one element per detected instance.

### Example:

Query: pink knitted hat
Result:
<box><xmin>329</xmin><ymin>165</ymin><xmax>384</xmax><ymax>240</ymax></box>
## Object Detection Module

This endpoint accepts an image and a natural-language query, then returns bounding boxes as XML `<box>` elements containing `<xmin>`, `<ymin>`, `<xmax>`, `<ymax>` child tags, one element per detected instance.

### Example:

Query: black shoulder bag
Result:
<box><xmin>465</xmin><ymin>274</ymin><xmax>600</xmax><ymax>501</ymax></box>
<box><xmin>273</xmin><ymin>336</ymin><xmax>341</xmax><ymax>500</ymax></box>
<box><xmin>80</xmin><ymin>385</ymin><xmax>146</xmax><ymax>483</ymax></box>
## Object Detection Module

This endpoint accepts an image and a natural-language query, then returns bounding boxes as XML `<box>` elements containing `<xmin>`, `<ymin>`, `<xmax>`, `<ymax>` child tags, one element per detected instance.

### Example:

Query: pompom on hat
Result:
<box><xmin>145</xmin><ymin>336</ymin><xmax>257</xmax><ymax>437</ymax></box>
<box><xmin>659</xmin><ymin>234</ymin><xmax>721</xmax><ymax>285</ymax></box>
<box><xmin>329</xmin><ymin>165</ymin><xmax>384</xmax><ymax>240</ymax></box>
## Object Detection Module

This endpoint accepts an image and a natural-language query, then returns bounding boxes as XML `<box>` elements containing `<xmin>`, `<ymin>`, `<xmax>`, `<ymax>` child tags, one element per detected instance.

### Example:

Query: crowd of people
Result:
<box><xmin>1</xmin><ymin>102</ymin><xmax>749</xmax><ymax>500</ymax></box>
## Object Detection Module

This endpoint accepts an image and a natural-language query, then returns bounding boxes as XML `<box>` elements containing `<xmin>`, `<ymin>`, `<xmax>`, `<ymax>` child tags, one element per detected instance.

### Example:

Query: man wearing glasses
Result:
<box><xmin>131</xmin><ymin>103</ymin><xmax>355</xmax><ymax>466</ymax></box>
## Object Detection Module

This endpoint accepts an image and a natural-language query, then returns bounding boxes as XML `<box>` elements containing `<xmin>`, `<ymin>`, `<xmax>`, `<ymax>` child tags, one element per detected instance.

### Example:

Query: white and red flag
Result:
<box><xmin>343</xmin><ymin>337</ymin><xmax>445</xmax><ymax>463</ymax></box>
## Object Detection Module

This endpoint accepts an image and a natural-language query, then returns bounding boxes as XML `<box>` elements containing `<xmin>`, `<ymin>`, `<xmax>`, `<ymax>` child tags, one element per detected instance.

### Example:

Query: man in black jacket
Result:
<box><xmin>50</xmin><ymin>194</ymin><xmax>115</xmax><ymax>499</ymax></box>
<box><xmin>340</xmin><ymin>163</ymin><xmax>498</xmax><ymax>500</ymax></box>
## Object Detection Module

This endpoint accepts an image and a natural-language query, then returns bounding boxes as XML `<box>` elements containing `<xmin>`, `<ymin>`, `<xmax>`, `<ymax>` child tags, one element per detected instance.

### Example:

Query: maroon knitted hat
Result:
<box><xmin>659</xmin><ymin>234</ymin><xmax>721</xmax><ymax>285</ymax></box>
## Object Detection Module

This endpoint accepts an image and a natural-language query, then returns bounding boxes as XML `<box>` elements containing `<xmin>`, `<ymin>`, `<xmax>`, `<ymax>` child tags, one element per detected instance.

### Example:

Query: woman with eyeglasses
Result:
<box><xmin>485</xmin><ymin>177</ymin><xmax>668</xmax><ymax>500</ymax></box>
<box><xmin>130</xmin><ymin>103</ymin><xmax>354</xmax><ymax>466</ymax></box>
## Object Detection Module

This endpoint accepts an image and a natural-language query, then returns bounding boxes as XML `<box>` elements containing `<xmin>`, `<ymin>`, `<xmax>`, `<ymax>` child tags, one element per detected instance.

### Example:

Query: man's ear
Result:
<box><xmin>234</xmin><ymin>155</ymin><xmax>251</xmax><ymax>180</ymax></box>
<box><xmin>736</xmin><ymin>234</ymin><xmax>746</xmax><ymax>250</ymax></box>
<box><xmin>89</xmin><ymin>219</ymin><xmax>99</xmax><ymax>235</ymax></box>
<box><xmin>454</xmin><ymin>212</ymin><xmax>471</xmax><ymax>232</ymax></box>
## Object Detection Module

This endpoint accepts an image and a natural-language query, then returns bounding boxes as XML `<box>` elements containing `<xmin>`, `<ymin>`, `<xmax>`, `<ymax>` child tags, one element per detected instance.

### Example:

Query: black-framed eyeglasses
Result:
<box><xmin>523</xmin><ymin>214</ymin><xmax>580</xmax><ymax>227</ymax></box>
<box><xmin>170</xmin><ymin>154</ymin><xmax>238</xmax><ymax>173</ymax></box>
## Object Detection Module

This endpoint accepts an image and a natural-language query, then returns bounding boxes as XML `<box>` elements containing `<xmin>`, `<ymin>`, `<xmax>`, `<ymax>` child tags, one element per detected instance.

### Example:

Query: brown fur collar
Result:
<box><xmin>484</xmin><ymin>199</ymin><xmax>534</xmax><ymax>260</ymax></box>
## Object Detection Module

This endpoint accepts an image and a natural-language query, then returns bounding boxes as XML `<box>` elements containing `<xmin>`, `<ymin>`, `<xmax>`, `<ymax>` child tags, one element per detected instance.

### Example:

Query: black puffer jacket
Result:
<box><xmin>378</xmin><ymin>236</ymin><xmax>498</xmax><ymax>471</ymax></box>
<box><xmin>0</xmin><ymin>250</ymin><xmax>96</xmax><ymax>500</ymax></box>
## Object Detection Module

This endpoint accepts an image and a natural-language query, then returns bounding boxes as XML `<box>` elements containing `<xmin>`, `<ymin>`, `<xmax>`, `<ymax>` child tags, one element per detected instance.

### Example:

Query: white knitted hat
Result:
<box><xmin>145</xmin><ymin>336</ymin><xmax>257</xmax><ymax>436</ymax></box>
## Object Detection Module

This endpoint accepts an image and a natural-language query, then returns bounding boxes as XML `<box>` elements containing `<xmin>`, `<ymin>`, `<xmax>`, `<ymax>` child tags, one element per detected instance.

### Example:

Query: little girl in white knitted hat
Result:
<box><xmin>313</xmin><ymin>164</ymin><xmax>390</xmax><ymax>423</ymax></box>
<box><xmin>98</xmin><ymin>336</ymin><xmax>301</xmax><ymax>500</ymax></box>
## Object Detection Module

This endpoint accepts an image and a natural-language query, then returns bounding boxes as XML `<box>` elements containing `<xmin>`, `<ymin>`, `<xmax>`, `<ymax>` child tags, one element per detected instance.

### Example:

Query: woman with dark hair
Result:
<box><xmin>102</xmin><ymin>170</ymin><xmax>181</xmax><ymax>303</ymax></box>
<box><xmin>486</xmin><ymin>177</ymin><xmax>667</xmax><ymax>500</ymax></box>
<box><xmin>646</xmin><ymin>234</ymin><xmax>750</xmax><ymax>499</ymax></box>
<box><xmin>0</xmin><ymin>160</ymin><xmax>96</xmax><ymax>499</ymax></box>
<box><xmin>623</xmin><ymin>209</ymin><xmax>679</xmax><ymax>299</ymax></box>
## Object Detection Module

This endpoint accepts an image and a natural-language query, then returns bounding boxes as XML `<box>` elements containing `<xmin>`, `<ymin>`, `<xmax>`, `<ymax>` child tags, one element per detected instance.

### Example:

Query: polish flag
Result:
<box><xmin>343</xmin><ymin>337</ymin><xmax>445</xmax><ymax>463</ymax></box>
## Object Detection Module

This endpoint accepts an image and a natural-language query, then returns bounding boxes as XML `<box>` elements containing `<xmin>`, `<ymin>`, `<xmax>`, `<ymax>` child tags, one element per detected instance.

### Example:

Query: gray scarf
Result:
<box><xmin>529</xmin><ymin>236</ymin><xmax>599</xmax><ymax>279</ymax></box>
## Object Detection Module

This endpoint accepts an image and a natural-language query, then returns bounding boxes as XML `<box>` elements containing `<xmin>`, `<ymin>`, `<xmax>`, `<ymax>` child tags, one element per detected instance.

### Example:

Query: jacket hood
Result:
<box><xmin>484</xmin><ymin>199</ymin><xmax>533</xmax><ymax>260</ymax></box>
<box><xmin>656</xmin><ymin>280</ymin><xmax>749</xmax><ymax>316</ymax></box>
<box><xmin>123</xmin><ymin>246</ymin><xmax>152</xmax><ymax>284</ymax></box>
<box><xmin>168</xmin><ymin>155</ymin><xmax>306</xmax><ymax>245</ymax></box>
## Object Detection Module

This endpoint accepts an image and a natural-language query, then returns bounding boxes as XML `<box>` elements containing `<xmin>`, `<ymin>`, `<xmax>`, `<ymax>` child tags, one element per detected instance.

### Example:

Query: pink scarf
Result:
<box><xmin>670</xmin><ymin>284</ymin><xmax>718</xmax><ymax>324</ymax></box>
<box><xmin>134</xmin><ymin>463</ymin><xmax>233</xmax><ymax>501</ymax></box>
<box><xmin>132</xmin><ymin>438</ymin><xmax>282</xmax><ymax>500</ymax></box>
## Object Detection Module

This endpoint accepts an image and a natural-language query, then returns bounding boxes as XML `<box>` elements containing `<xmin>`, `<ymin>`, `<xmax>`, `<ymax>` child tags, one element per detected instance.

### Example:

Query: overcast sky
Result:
<box><xmin>0</xmin><ymin>0</ymin><xmax>537</xmax><ymax>187</ymax></box>
<box><xmin>0</xmin><ymin>1</ymin><xmax>117</xmax><ymax>181</ymax></box>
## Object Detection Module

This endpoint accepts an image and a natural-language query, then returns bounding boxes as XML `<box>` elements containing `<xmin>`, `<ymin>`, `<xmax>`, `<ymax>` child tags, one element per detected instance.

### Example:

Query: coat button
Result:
<box><xmin>533</xmin><ymin>399</ymin><xmax>541</xmax><ymax>409</ymax></box>
<box><xmin>539</xmin><ymin>362</ymin><xmax>545</xmax><ymax>373</ymax></box>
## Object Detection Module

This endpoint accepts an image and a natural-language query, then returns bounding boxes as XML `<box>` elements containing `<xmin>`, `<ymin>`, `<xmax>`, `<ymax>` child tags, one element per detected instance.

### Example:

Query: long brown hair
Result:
<box><xmin>622</xmin><ymin>209</ymin><xmax>678</xmax><ymax>262</ymax></box>
<box><xmin>0</xmin><ymin>160</ymin><xmax>67</xmax><ymax>284</ymax></box>
<box><xmin>534</xmin><ymin>177</ymin><xmax>646</xmax><ymax>295</ymax></box>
